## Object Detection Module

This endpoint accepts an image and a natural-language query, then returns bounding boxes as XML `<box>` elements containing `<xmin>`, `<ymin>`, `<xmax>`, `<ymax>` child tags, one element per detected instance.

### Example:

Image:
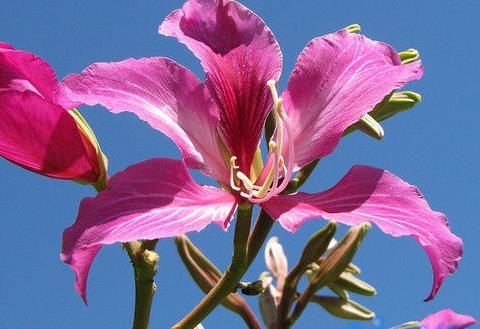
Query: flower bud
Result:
<box><xmin>265</xmin><ymin>237</ymin><xmax>288</xmax><ymax>290</ymax></box>
<box><xmin>398</xmin><ymin>48</ymin><xmax>420</xmax><ymax>64</ymax></box>
<box><xmin>370</xmin><ymin>91</ymin><xmax>422</xmax><ymax>123</ymax></box>
<box><xmin>311</xmin><ymin>296</ymin><xmax>375</xmax><ymax>321</ymax></box>
<box><xmin>298</xmin><ymin>221</ymin><xmax>337</xmax><ymax>267</ymax></box>
<box><xmin>356</xmin><ymin>114</ymin><xmax>385</xmax><ymax>140</ymax></box>
<box><xmin>259</xmin><ymin>282</ymin><xmax>278</xmax><ymax>329</ymax></box>
<box><xmin>333</xmin><ymin>272</ymin><xmax>376</xmax><ymax>296</ymax></box>
<box><xmin>175</xmin><ymin>235</ymin><xmax>249</xmax><ymax>315</ymax></box>
<box><xmin>69</xmin><ymin>108</ymin><xmax>108</xmax><ymax>190</ymax></box>
<box><xmin>309</xmin><ymin>223</ymin><xmax>370</xmax><ymax>290</ymax></box>
<box><xmin>390</xmin><ymin>321</ymin><xmax>422</xmax><ymax>329</ymax></box>
<box><xmin>345</xmin><ymin>24</ymin><xmax>361</xmax><ymax>34</ymax></box>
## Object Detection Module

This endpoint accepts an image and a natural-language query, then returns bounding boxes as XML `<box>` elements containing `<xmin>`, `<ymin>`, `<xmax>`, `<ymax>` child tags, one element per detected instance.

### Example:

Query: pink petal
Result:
<box><xmin>282</xmin><ymin>31</ymin><xmax>423</xmax><ymax>169</ymax></box>
<box><xmin>0</xmin><ymin>42</ymin><xmax>15</xmax><ymax>50</ymax></box>
<box><xmin>0</xmin><ymin>91</ymin><xmax>100</xmax><ymax>181</ymax></box>
<box><xmin>262</xmin><ymin>165</ymin><xmax>462</xmax><ymax>301</ymax></box>
<box><xmin>0</xmin><ymin>43</ymin><xmax>58</xmax><ymax>101</ymax></box>
<box><xmin>61</xmin><ymin>157</ymin><xmax>238</xmax><ymax>302</ymax></box>
<box><xmin>421</xmin><ymin>309</ymin><xmax>477</xmax><ymax>329</ymax></box>
<box><xmin>60</xmin><ymin>57</ymin><xmax>229</xmax><ymax>183</ymax></box>
<box><xmin>160</xmin><ymin>0</ymin><xmax>283</xmax><ymax>173</ymax></box>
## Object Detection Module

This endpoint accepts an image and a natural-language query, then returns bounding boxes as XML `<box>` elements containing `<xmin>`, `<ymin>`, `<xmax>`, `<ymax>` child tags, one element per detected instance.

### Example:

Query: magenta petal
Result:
<box><xmin>0</xmin><ymin>44</ymin><xmax>58</xmax><ymax>101</ymax></box>
<box><xmin>61</xmin><ymin>158</ymin><xmax>238</xmax><ymax>301</ymax></box>
<box><xmin>160</xmin><ymin>0</ymin><xmax>283</xmax><ymax>172</ymax></box>
<box><xmin>0</xmin><ymin>91</ymin><xmax>99</xmax><ymax>181</ymax></box>
<box><xmin>60</xmin><ymin>57</ymin><xmax>229</xmax><ymax>183</ymax></box>
<box><xmin>262</xmin><ymin>165</ymin><xmax>462</xmax><ymax>300</ymax></box>
<box><xmin>421</xmin><ymin>309</ymin><xmax>477</xmax><ymax>329</ymax></box>
<box><xmin>282</xmin><ymin>31</ymin><xmax>423</xmax><ymax>168</ymax></box>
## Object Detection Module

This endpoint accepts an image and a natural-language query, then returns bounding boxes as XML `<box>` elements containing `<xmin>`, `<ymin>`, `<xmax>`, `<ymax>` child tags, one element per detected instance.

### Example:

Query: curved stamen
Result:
<box><xmin>229</xmin><ymin>156</ymin><xmax>241</xmax><ymax>191</ymax></box>
<box><xmin>228</xmin><ymin>80</ymin><xmax>295</xmax><ymax>203</ymax></box>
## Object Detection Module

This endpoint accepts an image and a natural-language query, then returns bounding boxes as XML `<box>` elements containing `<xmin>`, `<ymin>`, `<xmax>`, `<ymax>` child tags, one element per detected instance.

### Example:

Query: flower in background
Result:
<box><xmin>393</xmin><ymin>309</ymin><xmax>477</xmax><ymax>329</ymax></box>
<box><xmin>421</xmin><ymin>309</ymin><xmax>477</xmax><ymax>329</ymax></box>
<box><xmin>0</xmin><ymin>42</ymin><xmax>104</xmax><ymax>183</ymax></box>
<box><xmin>60</xmin><ymin>0</ymin><xmax>462</xmax><ymax>302</ymax></box>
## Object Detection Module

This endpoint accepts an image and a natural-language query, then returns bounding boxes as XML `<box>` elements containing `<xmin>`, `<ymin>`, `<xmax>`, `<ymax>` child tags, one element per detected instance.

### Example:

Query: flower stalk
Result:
<box><xmin>173</xmin><ymin>202</ymin><xmax>253</xmax><ymax>329</ymax></box>
<box><xmin>124</xmin><ymin>239</ymin><xmax>160</xmax><ymax>329</ymax></box>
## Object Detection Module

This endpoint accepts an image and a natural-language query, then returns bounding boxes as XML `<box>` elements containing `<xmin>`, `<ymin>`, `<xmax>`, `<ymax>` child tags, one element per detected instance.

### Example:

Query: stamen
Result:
<box><xmin>267</xmin><ymin>80</ymin><xmax>279</xmax><ymax>106</ymax></box>
<box><xmin>229</xmin><ymin>156</ymin><xmax>241</xmax><ymax>191</ymax></box>
<box><xmin>236</xmin><ymin>171</ymin><xmax>254</xmax><ymax>191</ymax></box>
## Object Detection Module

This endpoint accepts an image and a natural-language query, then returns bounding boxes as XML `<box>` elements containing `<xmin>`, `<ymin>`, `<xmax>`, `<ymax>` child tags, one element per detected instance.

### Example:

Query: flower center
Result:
<box><xmin>229</xmin><ymin>80</ymin><xmax>294</xmax><ymax>203</ymax></box>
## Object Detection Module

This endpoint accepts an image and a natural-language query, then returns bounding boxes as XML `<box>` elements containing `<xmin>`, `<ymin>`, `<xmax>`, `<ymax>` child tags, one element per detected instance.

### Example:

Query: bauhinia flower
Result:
<box><xmin>0</xmin><ymin>42</ymin><xmax>104</xmax><ymax>183</ymax></box>
<box><xmin>420</xmin><ymin>309</ymin><xmax>477</xmax><ymax>329</ymax></box>
<box><xmin>60</xmin><ymin>0</ymin><xmax>462</xmax><ymax>302</ymax></box>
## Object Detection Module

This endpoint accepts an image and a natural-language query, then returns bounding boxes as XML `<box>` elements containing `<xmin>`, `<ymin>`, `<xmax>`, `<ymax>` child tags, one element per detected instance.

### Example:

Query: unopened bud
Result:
<box><xmin>390</xmin><ymin>321</ymin><xmax>422</xmax><ymax>329</ymax></box>
<box><xmin>309</xmin><ymin>223</ymin><xmax>370</xmax><ymax>290</ymax></box>
<box><xmin>356</xmin><ymin>114</ymin><xmax>385</xmax><ymax>140</ymax></box>
<box><xmin>265</xmin><ymin>237</ymin><xmax>288</xmax><ymax>289</ymax></box>
<box><xmin>299</xmin><ymin>221</ymin><xmax>337</xmax><ymax>267</ymax></box>
<box><xmin>371</xmin><ymin>91</ymin><xmax>422</xmax><ymax>123</ymax></box>
<box><xmin>259</xmin><ymin>282</ymin><xmax>278</xmax><ymax>329</ymax></box>
<box><xmin>328</xmin><ymin>282</ymin><xmax>350</xmax><ymax>300</ymax></box>
<box><xmin>69</xmin><ymin>108</ymin><xmax>108</xmax><ymax>190</ymax></box>
<box><xmin>311</xmin><ymin>296</ymin><xmax>375</xmax><ymax>320</ymax></box>
<box><xmin>334</xmin><ymin>272</ymin><xmax>376</xmax><ymax>296</ymax></box>
<box><xmin>345</xmin><ymin>24</ymin><xmax>361</xmax><ymax>34</ymax></box>
<box><xmin>175</xmin><ymin>235</ymin><xmax>248</xmax><ymax>314</ymax></box>
<box><xmin>399</xmin><ymin>48</ymin><xmax>420</xmax><ymax>64</ymax></box>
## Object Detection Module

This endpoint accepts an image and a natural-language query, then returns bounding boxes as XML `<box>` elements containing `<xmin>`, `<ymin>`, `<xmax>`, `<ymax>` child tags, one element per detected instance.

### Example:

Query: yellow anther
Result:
<box><xmin>269</xmin><ymin>141</ymin><xmax>277</xmax><ymax>152</ymax></box>
<box><xmin>236</xmin><ymin>171</ymin><xmax>254</xmax><ymax>191</ymax></box>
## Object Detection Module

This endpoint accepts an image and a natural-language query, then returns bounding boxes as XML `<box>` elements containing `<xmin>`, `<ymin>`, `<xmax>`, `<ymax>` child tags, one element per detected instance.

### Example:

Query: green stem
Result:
<box><xmin>284</xmin><ymin>160</ymin><xmax>319</xmax><ymax>195</ymax></box>
<box><xmin>172</xmin><ymin>203</ymin><xmax>253</xmax><ymax>329</ymax></box>
<box><xmin>124</xmin><ymin>240</ymin><xmax>160</xmax><ymax>329</ymax></box>
<box><xmin>246</xmin><ymin>209</ymin><xmax>274</xmax><ymax>267</ymax></box>
<box><xmin>93</xmin><ymin>183</ymin><xmax>159</xmax><ymax>329</ymax></box>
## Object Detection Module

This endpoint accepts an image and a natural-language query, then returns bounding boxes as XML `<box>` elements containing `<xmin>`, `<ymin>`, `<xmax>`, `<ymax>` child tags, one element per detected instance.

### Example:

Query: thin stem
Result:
<box><xmin>246</xmin><ymin>209</ymin><xmax>275</xmax><ymax>268</ymax></box>
<box><xmin>284</xmin><ymin>160</ymin><xmax>319</xmax><ymax>195</ymax></box>
<box><xmin>125</xmin><ymin>240</ymin><xmax>160</xmax><ymax>329</ymax></box>
<box><xmin>275</xmin><ymin>262</ymin><xmax>304</xmax><ymax>329</ymax></box>
<box><xmin>172</xmin><ymin>203</ymin><xmax>253</xmax><ymax>329</ymax></box>
<box><xmin>93</xmin><ymin>184</ymin><xmax>158</xmax><ymax>329</ymax></box>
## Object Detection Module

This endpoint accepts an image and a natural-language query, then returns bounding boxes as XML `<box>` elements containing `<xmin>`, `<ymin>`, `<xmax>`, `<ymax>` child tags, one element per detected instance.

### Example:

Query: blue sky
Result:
<box><xmin>0</xmin><ymin>1</ymin><xmax>478</xmax><ymax>328</ymax></box>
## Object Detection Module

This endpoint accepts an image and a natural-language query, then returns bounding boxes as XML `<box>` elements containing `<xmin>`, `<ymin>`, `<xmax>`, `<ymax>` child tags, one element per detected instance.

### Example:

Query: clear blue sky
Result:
<box><xmin>0</xmin><ymin>1</ymin><xmax>478</xmax><ymax>328</ymax></box>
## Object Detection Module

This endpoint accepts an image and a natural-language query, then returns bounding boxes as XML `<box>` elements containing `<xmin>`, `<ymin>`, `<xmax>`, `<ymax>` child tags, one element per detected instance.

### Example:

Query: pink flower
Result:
<box><xmin>421</xmin><ymin>309</ymin><xmax>477</xmax><ymax>329</ymax></box>
<box><xmin>60</xmin><ymin>0</ymin><xmax>462</xmax><ymax>302</ymax></box>
<box><xmin>0</xmin><ymin>42</ymin><xmax>101</xmax><ymax>182</ymax></box>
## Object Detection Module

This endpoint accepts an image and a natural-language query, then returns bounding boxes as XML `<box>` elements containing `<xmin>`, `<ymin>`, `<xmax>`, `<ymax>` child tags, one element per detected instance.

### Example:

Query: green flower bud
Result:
<box><xmin>333</xmin><ymin>272</ymin><xmax>376</xmax><ymax>296</ymax></box>
<box><xmin>370</xmin><ymin>91</ymin><xmax>422</xmax><ymax>123</ymax></box>
<box><xmin>311</xmin><ymin>295</ymin><xmax>375</xmax><ymax>320</ymax></box>
<box><xmin>298</xmin><ymin>221</ymin><xmax>337</xmax><ymax>267</ymax></box>
<box><xmin>390</xmin><ymin>321</ymin><xmax>422</xmax><ymax>329</ymax></box>
<box><xmin>399</xmin><ymin>48</ymin><xmax>420</xmax><ymax>64</ymax></box>
<box><xmin>345</xmin><ymin>23</ymin><xmax>362</xmax><ymax>34</ymax></box>
<box><xmin>175</xmin><ymin>235</ymin><xmax>249</xmax><ymax>315</ymax></box>
<box><xmin>309</xmin><ymin>223</ymin><xmax>370</xmax><ymax>290</ymax></box>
